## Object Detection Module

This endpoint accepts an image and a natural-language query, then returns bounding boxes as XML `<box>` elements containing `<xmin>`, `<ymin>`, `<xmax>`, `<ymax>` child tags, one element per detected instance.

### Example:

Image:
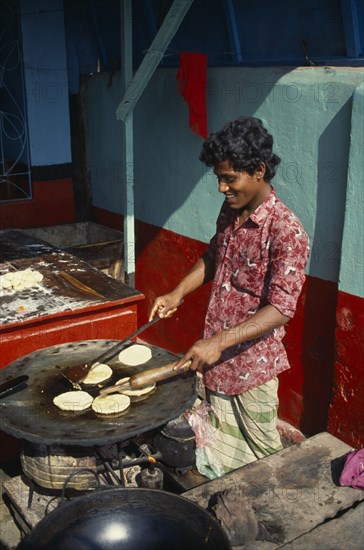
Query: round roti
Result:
<box><xmin>115</xmin><ymin>377</ymin><xmax>156</xmax><ymax>397</ymax></box>
<box><xmin>118</xmin><ymin>344</ymin><xmax>152</xmax><ymax>366</ymax></box>
<box><xmin>80</xmin><ymin>363</ymin><xmax>112</xmax><ymax>385</ymax></box>
<box><xmin>92</xmin><ymin>394</ymin><xmax>131</xmax><ymax>416</ymax></box>
<box><xmin>53</xmin><ymin>391</ymin><xmax>93</xmax><ymax>412</ymax></box>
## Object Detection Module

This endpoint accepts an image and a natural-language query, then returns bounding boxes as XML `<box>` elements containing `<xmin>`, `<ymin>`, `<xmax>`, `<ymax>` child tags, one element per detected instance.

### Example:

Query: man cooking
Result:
<box><xmin>149</xmin><ymin>116</ymin><xmax>309</xmax><ymax>474</ymax></box>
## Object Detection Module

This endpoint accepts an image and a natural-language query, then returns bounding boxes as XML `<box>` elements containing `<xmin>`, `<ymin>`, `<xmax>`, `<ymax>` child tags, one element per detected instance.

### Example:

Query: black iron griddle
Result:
<box><xmin>0</xmin><ymin>341</ymin><xmax>197</xmax><ymax>446</ymax></box>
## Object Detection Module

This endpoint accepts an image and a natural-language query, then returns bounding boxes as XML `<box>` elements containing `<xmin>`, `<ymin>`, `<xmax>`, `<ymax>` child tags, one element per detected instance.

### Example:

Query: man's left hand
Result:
<box><xmin>174</xmin><ymin>335</ymin><xmax>223</xmax><ymax>372</ymax></box>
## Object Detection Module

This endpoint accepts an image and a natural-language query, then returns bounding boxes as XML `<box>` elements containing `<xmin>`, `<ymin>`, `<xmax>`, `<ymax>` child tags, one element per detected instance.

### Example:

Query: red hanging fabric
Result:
<box><xmin>177</xmin><ymin>52</ymin><xmax>208</xmax><ymax>139</ymax></box>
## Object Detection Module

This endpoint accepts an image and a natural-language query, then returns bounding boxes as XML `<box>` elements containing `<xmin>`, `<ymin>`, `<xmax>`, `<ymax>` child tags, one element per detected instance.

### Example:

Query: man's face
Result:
<box><xmin>214</xmin><ymin>160</ymin><xmax>266</xmax><ymax>212</ymax></box>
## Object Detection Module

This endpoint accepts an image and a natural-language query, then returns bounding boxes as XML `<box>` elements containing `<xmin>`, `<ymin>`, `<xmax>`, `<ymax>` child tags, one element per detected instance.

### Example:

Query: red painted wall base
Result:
<box><xmin>328</xmin><ymin>291</ymin><xmax>364</xmax><ymax>449</ymax></box>
<box><xmin>0</xmin><ymin>178</ymin><xmax>75</xmax><ymax>229</ymax></box>
<box><xmin>100</xmin><ymin>208</ymin><xmax>364</xmax><ymax>449</ymax></box>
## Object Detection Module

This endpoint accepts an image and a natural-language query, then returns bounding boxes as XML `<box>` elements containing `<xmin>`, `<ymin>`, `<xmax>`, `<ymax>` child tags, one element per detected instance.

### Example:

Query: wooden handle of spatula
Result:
<box><xmin>100</xmin><ymin>360</ymin><xmax>193</xmax><ymax>395</ymax></box>
<box><xmin>129</xmin><ymin>360</ymin><xmax>192</xmax><ymax>388</ymax></box>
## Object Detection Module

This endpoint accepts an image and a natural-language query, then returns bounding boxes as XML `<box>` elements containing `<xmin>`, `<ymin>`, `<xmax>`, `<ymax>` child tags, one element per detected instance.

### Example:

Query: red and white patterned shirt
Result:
<box><xmin>203</xmin><ymin>188</ymin><xmax>309</xmax><ymax>395</ymax></box>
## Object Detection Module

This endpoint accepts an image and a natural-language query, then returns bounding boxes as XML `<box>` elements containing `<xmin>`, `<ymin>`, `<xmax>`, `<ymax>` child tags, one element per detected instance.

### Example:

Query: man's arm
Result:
<box><xmin>175</xmin><ymin>304</ymin><xmax>289</xmax><ymax>371</ymax></box>
<box><xmin>149</xmin><ymin>254</ymin><xmax>215</xmax><ymax>320</ymax></box>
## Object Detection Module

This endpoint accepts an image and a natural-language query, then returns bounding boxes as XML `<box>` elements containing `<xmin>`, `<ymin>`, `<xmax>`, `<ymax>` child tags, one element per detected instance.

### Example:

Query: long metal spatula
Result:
<box><xmin>62</xmin><ymin>317</ymin><xmax>161</xmax><ymax>384</ymax></box>
<box><xmin>99</xmin><ymin>360</ymin><xmax>192</xmax><ymax>395</ymax></box>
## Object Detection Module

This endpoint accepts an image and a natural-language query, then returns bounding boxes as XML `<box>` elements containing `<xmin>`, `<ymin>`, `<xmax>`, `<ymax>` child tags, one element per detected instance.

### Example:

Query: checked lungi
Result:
<box><xmin>206</xmin><ymin>377</ymin><xmax>283</xmax><ymax>474</ymax></box>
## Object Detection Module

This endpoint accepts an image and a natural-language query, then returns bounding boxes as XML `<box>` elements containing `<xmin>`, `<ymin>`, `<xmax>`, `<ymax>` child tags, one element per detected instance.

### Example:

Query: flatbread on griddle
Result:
<box><xmin>115</xmin><ymin>377</ymin><xmax>156</xmax><ymax>396</ymax></box>
<box><xmin>118</xmin><ymin>344</ymin><xmax>152</xmax><ymax>366</ymax></box>
<box><xmin>114</xmin><ymin>377</ymin><xmax>156</xmax><ymax>402</ymax></box>
<box><xmin>92</xmin><ymin>394</ymin><xmax>131</xmax><ymax>416</ymax></box>
<box><xmin>53</xmin><ymin>391</ymin><xmax>93</xmax><ymax>412</ymax></box>
<box><xmin>80</xmin><ymin>363</ymin><xmax>112</xmax><ymax>385</ymax></box>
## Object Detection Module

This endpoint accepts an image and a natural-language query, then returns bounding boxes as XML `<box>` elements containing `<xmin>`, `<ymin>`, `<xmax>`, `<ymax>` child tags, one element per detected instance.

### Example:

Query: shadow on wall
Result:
<box><xmin>299</xmin><ymin>99</ymin><xmax>352</xmax><ymax>435</ymax></box>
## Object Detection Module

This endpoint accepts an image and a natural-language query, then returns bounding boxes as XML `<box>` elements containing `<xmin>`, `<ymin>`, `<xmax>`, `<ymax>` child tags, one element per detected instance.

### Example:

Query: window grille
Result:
<box><xmin>0</xmin><ymin>0</ymin><xmax>31</xmax><ymax>202</ymax></box>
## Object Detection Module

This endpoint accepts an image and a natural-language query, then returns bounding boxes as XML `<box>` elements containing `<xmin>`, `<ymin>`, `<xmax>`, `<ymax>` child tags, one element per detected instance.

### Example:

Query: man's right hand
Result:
<box><xmin>148</xmin><ymin>257</ymin><xmax>213</xmax><ymax>321</ymax></box>
<box><xmin>149</xmin><ymin>292</ymin><xmax>183</xmax><ymax>321</ymax></box>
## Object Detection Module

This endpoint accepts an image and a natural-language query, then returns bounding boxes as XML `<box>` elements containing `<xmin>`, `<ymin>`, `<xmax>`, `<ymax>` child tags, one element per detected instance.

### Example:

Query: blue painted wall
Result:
<box><xmin>86</xmin><ymin>66</ymin><xmax>364</xmax><ymax>296</ymax></box>
<box><xmin>20</xmin><ymin>0</ymin><xmax>71</xmax><ymax>166</ymax></box>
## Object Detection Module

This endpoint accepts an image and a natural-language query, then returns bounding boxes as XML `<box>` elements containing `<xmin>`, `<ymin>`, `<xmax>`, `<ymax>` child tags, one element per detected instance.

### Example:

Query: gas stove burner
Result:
<box><xmin>20</xmin><ymin>438</ymin><xmax>162</xmax><ymax>494</ymax></box>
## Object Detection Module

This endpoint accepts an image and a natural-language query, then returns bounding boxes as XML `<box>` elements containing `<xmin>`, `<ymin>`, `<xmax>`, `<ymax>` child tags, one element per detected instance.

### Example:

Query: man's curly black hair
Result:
<box><xmin>199</xmin><ymin>116</ymin><xmax>281</xmax><ymax>182</ymax></box>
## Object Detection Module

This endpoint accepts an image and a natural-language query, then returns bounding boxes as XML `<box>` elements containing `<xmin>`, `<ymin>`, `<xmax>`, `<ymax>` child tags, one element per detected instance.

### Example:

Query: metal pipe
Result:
<box><xmin>120</xmin><ymin>0</ymin><xmax>135</xmax><ymax>286</ymax></box>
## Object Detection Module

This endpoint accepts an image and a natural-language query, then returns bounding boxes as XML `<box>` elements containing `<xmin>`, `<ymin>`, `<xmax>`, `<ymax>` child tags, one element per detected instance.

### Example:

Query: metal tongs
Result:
<box><xmin>99</xmin><ymin>360</ymin><xmax>192</xmax><ymax>395</ymax></box>
<box><xmin>62</xmin><ymin>317</ymin><xmax>161</xmax><ymax>384</ymax></box>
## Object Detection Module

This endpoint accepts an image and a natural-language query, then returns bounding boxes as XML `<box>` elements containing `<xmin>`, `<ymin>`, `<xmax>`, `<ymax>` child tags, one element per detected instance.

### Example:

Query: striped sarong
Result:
<box><xmin>206</xmin><ymin>377</ymin><xmax>283</xmax><ymax>474</ymax></box>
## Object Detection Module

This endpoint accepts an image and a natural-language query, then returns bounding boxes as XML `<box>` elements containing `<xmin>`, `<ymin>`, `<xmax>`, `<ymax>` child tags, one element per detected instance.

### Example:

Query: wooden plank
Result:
<box><xmin>183</xmin><ymin>433</ymin><xmax>364</xmax><ymax>548</ymax></box>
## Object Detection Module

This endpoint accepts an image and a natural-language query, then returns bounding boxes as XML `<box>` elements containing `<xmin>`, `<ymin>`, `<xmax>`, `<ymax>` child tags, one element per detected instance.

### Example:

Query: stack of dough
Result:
<box><xmin>0</xmin><ymin>269</ymin><xmax>43</xmax><ymax>292</ymax></box>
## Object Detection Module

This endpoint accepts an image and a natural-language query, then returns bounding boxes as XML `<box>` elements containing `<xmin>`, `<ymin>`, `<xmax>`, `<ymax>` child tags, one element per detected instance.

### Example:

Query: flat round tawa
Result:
<box><xmin>0</xmin><ymin>341</ymin><xmax>197</xmax><ymax>446</ymax></box>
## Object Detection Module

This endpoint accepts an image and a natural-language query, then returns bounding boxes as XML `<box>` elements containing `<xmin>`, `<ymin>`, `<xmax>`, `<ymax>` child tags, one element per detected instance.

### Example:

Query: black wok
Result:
<box><xmin>17</xmin><ymin>487</ymin><xmax>231</xmax><ymax>550</ymax></box>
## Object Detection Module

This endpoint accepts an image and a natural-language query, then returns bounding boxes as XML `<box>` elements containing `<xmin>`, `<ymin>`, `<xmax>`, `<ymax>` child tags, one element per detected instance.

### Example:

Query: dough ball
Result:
<box><xmin>92</xmin><ymin>394</ymin><xmax>130</xmax><ymax>416</ymax></box>
<box><xmin>22</xmin><ymin>279</ymin><xmax>34</xmax><ymax>289</ymax></box>
<box><xmin>81</xmin><ymin>363</ymin><xmax>113</xmax><ymax>385</ymax></box>
<box><xmin>1</xmin><ymin>278</ymin><xmax>12</xmax><ymax>289</ymax></box>
<box><xmin>53</xmin><ymin>391</ymin><xmax>93</xmax><ymax>412</ymax></box>
<box><xmin>118</xmin><ymin>344</ymin><xmax>152</xmax><ymax>366</ymax></box>
<box><xmin>30</xmin><ymin>270</ymin><xmax>43</xmax><ymax>283</ymax></box>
